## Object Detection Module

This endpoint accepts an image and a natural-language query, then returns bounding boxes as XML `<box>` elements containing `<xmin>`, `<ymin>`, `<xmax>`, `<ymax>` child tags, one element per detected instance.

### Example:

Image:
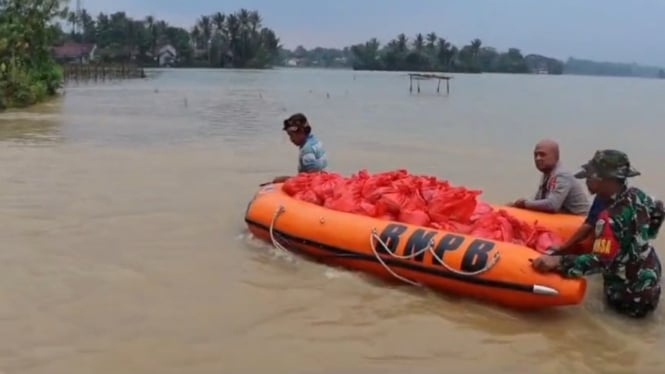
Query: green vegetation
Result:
<box><xmin>282</xmin><ymin>39</ymin><xmax>664</xmax><ymax>79</ymax></box>
<box><xmin>3</xmin><ymin>2</ymin><xmax>663</xmax><ymax>113</ymax></box>
<box><xmin>347</xmin><ymin>33</ymin><xmax>560</xmax><ymax>74</ymax></box>
<box><xmin>51</xmin><ymin>7</ymin><xmax>665</xmax><ymax>78</ymax></box>
<box><xmin>0</xmin><ymin>0</ymin><xmax>66</xmax><ymax>110</ymax></box>
<box><xmin>280</xmin><ymin>46</ymin><xmax>353</xmax><ymax>69</ymax></box>
<box><xmin>59</xmin><ymin>8</ymin><xmax>280</xmax><ymax>68</ymax></box>
<box><xmin>279</xmin><ymin>34</ymin><xmax>561</xmax><ymax>74</ymax></box>
<box><xmin>564</xmin><ymin>57</ymin><xmax>665</xmax><ymax>78</ymax></box>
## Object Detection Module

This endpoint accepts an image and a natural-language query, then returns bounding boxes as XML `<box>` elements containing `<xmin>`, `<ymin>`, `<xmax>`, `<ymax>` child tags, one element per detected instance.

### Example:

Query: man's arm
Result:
<box><xmin>523</xmin><ymin>173</ymin><xmax>573</xmax><ymax>213</ymax></box>
<box><xmin>648</xmin><ymin>198</ymin><xmax>664</xmax><ymax>238</ymax></box>
<box><xmin>557</xmin><ymin>208</ymin><xmax>624</xmax><ymax>277</ymax></box>
<box><xmin>557</xmin><ymin>253</ymin><xmax>610</xmax><ymax>277</ymax></box>
<box><xmin>554</xmin><ymin>223</ymin><xmax>593</xmax><ymax>254</ymax></box>
<box><xmin>299</xmin><ymin>149</ymin><xmax>326</xmax><ymax>173</ymax></box>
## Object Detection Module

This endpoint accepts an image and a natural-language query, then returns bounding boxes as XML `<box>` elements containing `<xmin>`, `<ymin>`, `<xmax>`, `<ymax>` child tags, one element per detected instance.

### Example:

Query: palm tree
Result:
<box><xmin>191</xmin><ymin>25</ymin><xmax>201</xmax><ymax>49</ymax></box>
<box><xmin>470</xmin><ymin>38</ymin><xmax>482</xmax><ymax>70</ymax></box>
<box><xmin>414</xmin><ymin>33</ymin><xmax>424</xmax><ymax>52</ymax></box>
<box><xmin>197</xmin><ymin>15</ymin><xmax>212</xmax><ymax>63</ymax></box>
<box><xmin>212</xmin><ymin>12</ymin><xmax>225</xmax><ymax>34</ymax></box>
<box><xmin>247</xmin><ymin>10</ymin><xmax>261</xmax><ymax>60</ymax></box>
<box><xmin>225</xmin><ymin>13</ymin><xmax>240</xmax><ymax>65</ymax></box>
<box><xmin>237</xmin><ymin>9</ymin><xmax>251</xmax><ymax>62</ymax></box>
<box><xmin>396</xmin><ymin>33</ymin><xmax>408</xmax><ymax>53</ymax></box>
<box><xmin>470</xmin><ymin>38</ymin><xmax>482</xmax><ymax>57</ymax></box>
<box><xmin>145</xmin><ymin>15</ymin><xmax>156</xmax><ymax>56</ymax></box>
<box><xmin>437</xmin><ymin>37</ymin><xmax>452</xmax><ymax>69</ymax></box>
<box><xmin>126</xmin><ymin>20</ymin><xmax>140</xmax><ymax>60</ymax></box>
<box><xmin>212</xmin><ymin>12</ymin><xmax>225</xmax><ymax>66</ymax></box>
<box><xmin>248</xmin><ymin>10</ymin><xmax>261</xmax><ymax>34</ymax></box>
<box><xmin>67</xmin><ymin>11</ymin><xmax>78</xmax><ymax>36</ymax></box>
<box><xmin>238</xmin><ymin>9</ymin><xmax>250</xmax><ymax>31</ymax></box>
<box><xmin>426</xmin><ymin>32</ymin><xmax>437</xmax><ymax>50</ymax></box>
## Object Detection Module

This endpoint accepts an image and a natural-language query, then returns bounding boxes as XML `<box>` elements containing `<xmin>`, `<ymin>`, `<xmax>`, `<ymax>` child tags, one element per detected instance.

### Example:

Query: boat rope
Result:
<box><xmin>268</xmin><ymin>205</ymin><xmax>292</xmax><ymax>256</ymax></box>
<box><xmin>267</xmin><ymin>204</ymin><xmax>500</xmax><ymax>285</ymax></box>
<box><xmin>369</xmin><ymin>228</ymin><xmax>500</xmax><ymax>286</ymax></box>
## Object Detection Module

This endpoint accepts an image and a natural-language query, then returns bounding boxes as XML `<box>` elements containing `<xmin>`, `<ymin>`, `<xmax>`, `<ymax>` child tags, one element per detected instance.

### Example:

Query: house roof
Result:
<box><xmin>52</xmin><ymin>42</ymin><xmax>95</xmax><ymax>58</ymax></box>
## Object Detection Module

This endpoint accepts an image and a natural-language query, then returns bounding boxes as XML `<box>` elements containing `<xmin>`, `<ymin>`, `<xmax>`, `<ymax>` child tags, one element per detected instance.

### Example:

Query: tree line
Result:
<box><xmin>347</xmin><ymin>33</ymin><xmax>563</xmax><ymax>74</ymax></box>
<box><xmin>4</xmin><ymin>1</ymin><xmax>663</xmax><ymax>112</ymax></box>
<box><xmin>51</xmin><ymin>11</ymin><xmax>560</xmax><ymax>75</ymax></box>
<box><xmin>59</xmin><ymin>8</ymin><xmax>281</xmax><ymax>68</ymax></box>
<box><xmin>43</xmin><ymin>6</ymin><xmax>662</xmax><ymax>77</ymax></box>
<box><xmin>1</xmin><ymin>2</ymin><xmax>284</xmax><ymax>110</ymax></box>
<box><xmin>286</xmin><ymin>37</ymin><xmax>665</xmax><ymax>78</ymax></box>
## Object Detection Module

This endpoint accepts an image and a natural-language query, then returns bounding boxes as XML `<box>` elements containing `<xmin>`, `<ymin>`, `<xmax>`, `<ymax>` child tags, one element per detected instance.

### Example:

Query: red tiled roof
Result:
<box><xmin>52</xmin><ymin>42</ymin><xmax>95</xmax><ymax>58</ymax></box>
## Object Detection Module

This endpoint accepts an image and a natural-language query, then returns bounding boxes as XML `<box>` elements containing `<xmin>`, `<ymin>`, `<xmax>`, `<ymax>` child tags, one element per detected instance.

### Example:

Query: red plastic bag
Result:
<box><xmin>280</xmin><ymin>168</ymin><xmax>564</xmax><ymax>251</ymax></box>
<box><xmin>398</xmin><ymin>209</ymin><xmax>431</xmax><ymax>227</ymax></box>
<box><xmin>293</xmin><ymin>190</ymin><xmax>322</xmax><ymax>205</ymax></box>
<box><xmin>428</xmin><ymin>187</ymin><xmax>480</xmax><ymax>223</ymax></box>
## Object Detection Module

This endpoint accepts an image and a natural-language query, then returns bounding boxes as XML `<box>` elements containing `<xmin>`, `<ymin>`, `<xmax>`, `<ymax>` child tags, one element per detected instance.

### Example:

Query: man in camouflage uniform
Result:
<box><xmin>532</xmin><ymin>150</ymin><xmax>664</xmax><ymax>318</ymax></box>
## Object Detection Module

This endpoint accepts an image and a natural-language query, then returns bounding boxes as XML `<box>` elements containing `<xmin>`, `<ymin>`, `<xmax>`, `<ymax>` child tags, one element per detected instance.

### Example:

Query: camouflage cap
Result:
<box><xmin>574</xmin><ymin>149</ymin><xmax>641</xmax><ymax>179</ymax></box>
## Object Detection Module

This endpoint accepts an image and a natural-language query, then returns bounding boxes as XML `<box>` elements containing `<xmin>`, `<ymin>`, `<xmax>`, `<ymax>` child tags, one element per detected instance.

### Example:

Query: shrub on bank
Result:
<box><xmin>0</xmin><ymin>60</ymin><xmax>63</xmax><ymax>109</ymax></box>
<box><xmin>0</xmin><ymin>0</ymin><xmax>66</xmax><ymax>111</ymax></box>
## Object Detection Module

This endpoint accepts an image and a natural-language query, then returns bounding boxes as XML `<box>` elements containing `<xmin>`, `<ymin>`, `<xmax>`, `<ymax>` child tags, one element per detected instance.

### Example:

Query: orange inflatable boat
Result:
<box><xmin>245</xmin><ymin>183</ymin><xmax>587</xmax><ymax>310</ymax></box>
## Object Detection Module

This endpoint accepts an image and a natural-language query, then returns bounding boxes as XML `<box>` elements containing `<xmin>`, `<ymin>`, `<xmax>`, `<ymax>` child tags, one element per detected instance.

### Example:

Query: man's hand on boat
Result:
<box><xmin>531</xmin><ymin>255</ymin><xmax>561</xmax><ymax>272</ymax></box>
<box><xmin>272</xmin><ymin>176</ymin><xmax>291</xmax><ymax>184</ymax></box>
<box><xmin>507</xmin><ymin>198</ymin><xmax>527</xmax><ymax>208</ymax></box>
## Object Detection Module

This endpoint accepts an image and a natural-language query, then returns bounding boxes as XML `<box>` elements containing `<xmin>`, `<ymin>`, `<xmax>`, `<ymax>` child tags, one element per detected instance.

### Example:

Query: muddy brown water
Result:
<box><xmin>1</xmin><ymin>68</ymin><xmax>664</xmax><ymax>373</ymax></box>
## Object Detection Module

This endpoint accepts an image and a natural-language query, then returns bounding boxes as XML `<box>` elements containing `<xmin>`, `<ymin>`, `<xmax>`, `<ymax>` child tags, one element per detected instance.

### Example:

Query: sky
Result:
<box><xmin>74</xmin><ymin>0</ymin><xmax>665</xmax><ymax>67</ymax></box>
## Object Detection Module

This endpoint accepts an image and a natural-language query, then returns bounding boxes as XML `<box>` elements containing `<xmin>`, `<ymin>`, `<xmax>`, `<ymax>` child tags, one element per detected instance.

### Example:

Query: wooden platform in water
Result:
<box><xmin>407</xmin><ymin>73</ymin><xmax>452</xmax><ymax>95</ymax></box>
<box><xmin>408</xmin><ymin>73</ymin><xmax>452</xmax><ymax>80</ymax></box>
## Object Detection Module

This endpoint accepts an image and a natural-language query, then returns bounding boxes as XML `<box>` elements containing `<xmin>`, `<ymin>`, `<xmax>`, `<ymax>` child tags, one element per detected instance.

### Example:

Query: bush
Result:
<box><xmin>0</xmin><ymin>0</ymin><xmax>66</xmax><ymax>111</ymax></box>
<box><xmin>0</xmin><ymin>61</ymin><xmax>62</xmax><ymax>109</ymax></box>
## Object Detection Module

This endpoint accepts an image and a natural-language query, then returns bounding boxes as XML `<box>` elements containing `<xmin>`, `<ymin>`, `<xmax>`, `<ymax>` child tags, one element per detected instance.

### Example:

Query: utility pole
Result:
<box><xmin>74</xmin><ymin>0</ymin><xmax>82</xmax><ymax>34</ymax></box>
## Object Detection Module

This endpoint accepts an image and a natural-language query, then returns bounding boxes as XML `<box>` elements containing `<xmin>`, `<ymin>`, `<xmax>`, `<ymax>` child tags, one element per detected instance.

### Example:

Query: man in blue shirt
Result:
<box><xmin>272</xmin><ymin>113</ymin><xmax>328</xmax><ymax>183</ymax></box>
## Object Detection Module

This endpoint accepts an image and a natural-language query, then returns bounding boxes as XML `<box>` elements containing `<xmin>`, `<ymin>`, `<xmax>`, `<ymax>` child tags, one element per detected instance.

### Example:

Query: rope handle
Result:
<box><xmin>267</xmin><ymin>204</ymin><xmax>500</xmax><ymax>286</ymax></box>
<box><xmin>369</xmin><ymin>227</ymin><xmax>500</xmax><ymax>285</ymax></box>
<box><xmin>268</xmin><ymin>205</ymin><xmax>293</xmax><ymax>258</ymax></box>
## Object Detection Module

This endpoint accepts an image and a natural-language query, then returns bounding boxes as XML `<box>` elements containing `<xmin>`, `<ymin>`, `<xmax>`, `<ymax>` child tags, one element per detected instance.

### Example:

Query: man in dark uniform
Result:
<box><xmin>532</xmin><ymin>150</ymin><xmax>664</xmax><ymax>318</ymax></box>
<box><xmin>543</xmin><ymin>177</ymin><xmax>607</xmax><ymax>255</ymax></box>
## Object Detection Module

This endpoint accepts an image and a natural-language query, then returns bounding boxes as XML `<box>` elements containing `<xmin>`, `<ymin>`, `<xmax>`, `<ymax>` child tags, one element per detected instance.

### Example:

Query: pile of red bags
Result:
<box><xmin>282</xmin><ymin>169</ymin><xmax>562</xmax><ymax>253</ymax></box>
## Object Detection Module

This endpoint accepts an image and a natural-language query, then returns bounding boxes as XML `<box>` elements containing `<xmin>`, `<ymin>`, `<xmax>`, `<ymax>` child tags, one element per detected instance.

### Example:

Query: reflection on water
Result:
<box><xmin>1</xmin><ymin>68</ymin><xmax>665</xmax><ymax>373</ymax></box>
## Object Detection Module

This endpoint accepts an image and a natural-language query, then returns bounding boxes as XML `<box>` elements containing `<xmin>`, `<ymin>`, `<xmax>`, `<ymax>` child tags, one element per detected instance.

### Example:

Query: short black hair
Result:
<box><xmin>283</xmin><ymin>113</ymin><xmax>311</xmax><ymax>134</ymax></box>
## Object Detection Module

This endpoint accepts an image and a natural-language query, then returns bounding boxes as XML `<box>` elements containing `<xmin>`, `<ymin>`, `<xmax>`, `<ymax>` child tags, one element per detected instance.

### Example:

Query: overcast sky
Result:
<box><xmin>76</xmin><ymin>0</ymin><xmax>665</xmax><ymax>66</ymax></box>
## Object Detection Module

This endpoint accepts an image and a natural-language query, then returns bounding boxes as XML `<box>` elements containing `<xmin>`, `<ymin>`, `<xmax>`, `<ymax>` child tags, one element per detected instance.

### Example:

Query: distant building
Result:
<box><xmin>157</xmin><ymin>44</ymin><xmax>177</xmax><ymax>67</ymax></box>
<box><xmin>52</xmin><ymin>42</ymin><xmax>97</xmax><ymax>64</ymax></box>
<box><xmin>524</xmin><ymin>54</ymin><xmax>564</xmax><ymax>75</ymax></box>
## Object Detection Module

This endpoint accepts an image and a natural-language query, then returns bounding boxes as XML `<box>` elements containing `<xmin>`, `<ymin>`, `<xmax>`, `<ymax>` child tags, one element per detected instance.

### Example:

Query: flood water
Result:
<box><xmin>1</xmin><ymin>68</ymin><xmax>665</xmax><ymax>373</ymax></box>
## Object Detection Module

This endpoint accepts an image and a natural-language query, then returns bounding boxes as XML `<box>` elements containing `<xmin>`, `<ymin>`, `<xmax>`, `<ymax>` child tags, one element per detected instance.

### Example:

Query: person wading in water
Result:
<box><xmin>510</xmin><ymin>139</ymin><xmax>590</xmax><ymax>215</ymax></box>
<box><xmin>272</xmin><ymin>113</ymin><xmax>328</xmax><ymax>184</ymax></box>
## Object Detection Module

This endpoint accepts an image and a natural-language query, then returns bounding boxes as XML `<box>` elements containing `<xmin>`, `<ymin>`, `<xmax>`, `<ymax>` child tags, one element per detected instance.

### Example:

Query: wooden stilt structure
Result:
<box><xmin>408</xmin><ymin>73</ymin><xmax>452</xmax><ymax>95</ymax></box>
<box><xmin>62</xmin><ymin>63</ymin><xmax>146</xmax><ymax>84</ymax></box>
